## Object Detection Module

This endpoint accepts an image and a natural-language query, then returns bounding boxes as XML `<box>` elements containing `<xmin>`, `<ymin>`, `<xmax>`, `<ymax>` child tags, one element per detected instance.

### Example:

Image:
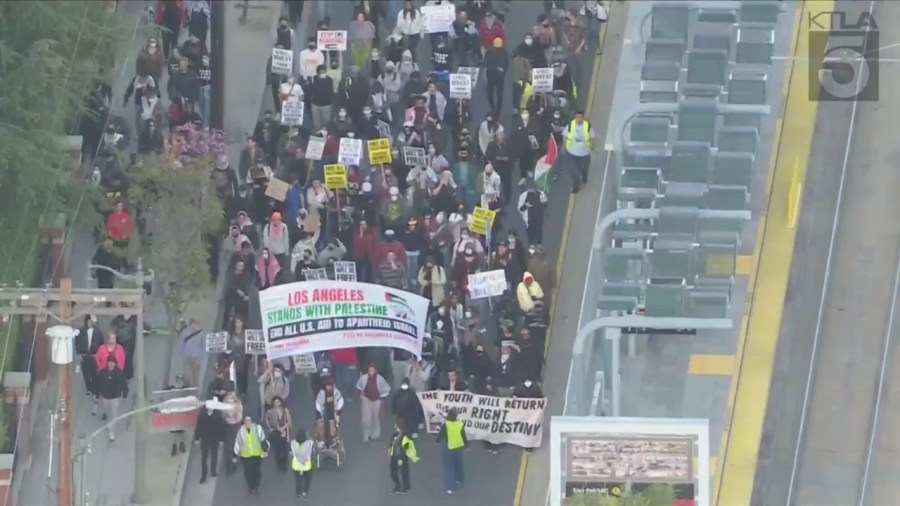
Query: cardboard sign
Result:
<box><xmin>449</xmin><ymin>73</ymin><xmax>472</xmax><ymax>99</ymax></box>
<box><xmin>265</xmin><ymin>177</ymin><xmax>290</xmax><ymax>202</ymax></box>
<box><xmin>271</xmin><ymin>48</ymin><xmax>293</xmax><ymax>76</ymax></box>
<box><xmin>324</xmin><ymin>164</ymin><xmax>347</xmax><ymax>189</ymax></box>
<box><xmin>334</xmin><ymin>261</ymin><xmax>357</xmax><ymax>282</ymax></box>
<box><xmin>302</xmin><ymin>268</ymin><xmax>329</xmax><ymax>281</ymax></box>
<box><xmin>244</xmin><ymin>329</ymin><xmax>266</xmax><ymax>355</ymax></box>
<box><xmin>317</xmin><ymin>30</ymin><xmax>348</xmax><ymax>51</ymax></box>
<box><xmin>421</xmin><ymin>3</ymin><xmax>456</xmax><ymax>33</ymax></box>
<box><xmin>292</xmin><ymin>353</ymin><xmax>318</xmax><ymax>374</ymax></box>
<box><xmin>403</xmin><ymin>146</ymin><xmax>426</xmax><ymax>167</ymax></box>
<box><xmin>467</xmin><ymin>270</ymin><xmax>508</xmax><ymax>299</ymax></box>
<box><xmin>458</xmin><ymin>66</ymin><xmax>480</xmax><ymax>89</ymax></box>
<box><xmin>470</xmin><ymin>206</ymin><xmax>497</xmax><ymax>235</ymax></box>
<box><xmin>377</xmin><ymin>120</ymin><xmax>392</xmax><ymax>139</ymax></box>
<box><xmin>368</xmin><ymin>138</ymin><xmax>393</xmax><ymax>165</ymax></box>
<box><xmin>205</xmin><ymin>331</ymin><xmax>229</xmax><ymax>353</ymax></box>
<box><xmin>281</xmin><ymin>99</ymin><xmax>304</xmax><ymax>126</ymax></box>
<box><xmin>305</xmin><ymin>136</ymin><xmax>325</xmax><ymax>161</ymax></box>
<box><xmin>531</xmin><ymin>67</ymin><xmax>554</xmax><ymax>93</ymax></box>
<box><xmin>338</xmin><ymin>137</ymin><xmax>363</xmax><ymax>166</ymax></box>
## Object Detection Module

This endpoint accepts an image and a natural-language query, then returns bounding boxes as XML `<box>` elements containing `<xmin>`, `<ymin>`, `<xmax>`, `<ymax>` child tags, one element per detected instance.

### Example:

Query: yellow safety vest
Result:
<box><xmin>239</xmin><ymin>426</ymin><xmax>263</xmax><ymax>458</ymax></box>
<box><xmin>519</xmin><ymin>80</ymin><xmax>533</xmax><ymax>111</ymax></box>
<box><xmin>565</xmin><ymin>120</ymin><xmax>591</xmax><ymax>150</ymax></box>
<box><xmin>290</xmin><ymin>441</ymin><xmax>313</xmax><ymax>472</ymax></box>
<box><xmin>445</xmin><ymin>420</ymin><xmax>465</xmax><ymax>450</ymax></box>
<box><xmin>388</xmin><ymin>435</ymin><xmax>419</xmax><ymax>462</ymax></box>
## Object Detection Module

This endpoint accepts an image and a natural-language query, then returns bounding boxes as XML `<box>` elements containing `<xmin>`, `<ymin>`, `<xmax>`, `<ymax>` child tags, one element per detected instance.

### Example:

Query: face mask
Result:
<box><xmin>262</xmin><ymin>252</ymin><xmax>269</xmax><ymax>259</ymax></box>
<box><xmin>524</xmin><ymin>380</ymin><xmax>533</xmax><ymax>387</ymax></box>
<box><xmin>338</xmin><ymin>111</ymin><xmax>347</xmax><ymax>120</ymax></box>
<box><xmin>464</xmin><ymin>311</ymin><xmax>472</xmax><ymax>319</ymax></box>
<box><xmin>428</xmin><ymin>148</ymin><xmax>436</xmax><ymax>155</ymax></box>
<box><xmin>390</xmin><ymin>195</ymin><xmax>399</xmax><ymax>201</ymax></box>
<box><xmin>274</xmin><ymin>371</ymin><xmax>282</xmax><ymax>378</ymax></box>
<box><xmin>400</xmin><ymin>383</ymin><xmax>409</xmax><ymax>390</ymax></box>
<box><xmin>521</xmin><ymin>113</ymin><xmax>530</xmax><ymax>122</ymax></box>
<box><xmin>363</xmin><ymin>109</ymin><xmax>372</xmax><ymax>117</ymax></box>
<box><xmin>524</xmin><ymin>38</ymin><xmax>533</xmax><ymax>45</ymax></box>
<box><xmin>207</xmin><ymin>409</ymin><xmax>214</xmax><ymax>415</ymax></box>
<box><xmin>438</xmin><ymin>307</ymin><xmax>446</xmax><ymax>316</ymax></box>
<box><xmin>318</xmin><ymin>71</ymin><xmax>326</xmax><ymax>77</ymax></box>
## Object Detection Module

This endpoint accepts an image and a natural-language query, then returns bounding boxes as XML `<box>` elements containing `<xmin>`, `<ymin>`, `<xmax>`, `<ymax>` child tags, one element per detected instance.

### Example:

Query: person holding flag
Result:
<box><xmin>518</xmin><ymin>178</ymin><xmax>548</xmax><ymax>245</ymax></box>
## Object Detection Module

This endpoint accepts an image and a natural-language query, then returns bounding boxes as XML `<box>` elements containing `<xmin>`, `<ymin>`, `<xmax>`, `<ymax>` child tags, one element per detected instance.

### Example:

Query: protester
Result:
<box><xmin>194</xmin><ymin>396</ymin><xmax>226</xmax><ymax>484</ymax></box>
<box><xmin>232</xmin><ymin>415</ymin><xmax>269</xmax><ymax>495</ymax></box>
<box><xmin>97</xmin><ymin>355</ymin><xmax>128</xmax><ymax>441</ymax></box>
<box><xmin>437</xmin><ymin>407</ymin><xmax>468</xmax><ymax>495</ymax></box>
<box><xmin>356</xmin><ymin>364</ymin><xmax>391</xmax><ymax>442</ymax></box>
<box><xmin>290</xmin><ymin>429</ymin><xmax>315</xmax><ymax>498</ymax></box>
<box><xmin>388</xmin><ymin>418</ymin><xmax>419</xmax><ymax>494</ymax></box>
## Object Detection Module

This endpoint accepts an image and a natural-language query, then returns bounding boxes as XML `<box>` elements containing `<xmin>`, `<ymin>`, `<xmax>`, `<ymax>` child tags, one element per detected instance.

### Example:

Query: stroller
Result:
<box><xmin>314</xmin><ymin>369</ymin><xmax>346</xmax><ymax>468</ymax></box>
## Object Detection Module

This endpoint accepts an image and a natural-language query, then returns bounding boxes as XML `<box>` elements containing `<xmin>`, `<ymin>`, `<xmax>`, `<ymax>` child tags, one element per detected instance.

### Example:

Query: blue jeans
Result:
<box><xmin>442</xmin><ymin>447</ymin><xmax>465</xmax><ymax>491</ymax></box>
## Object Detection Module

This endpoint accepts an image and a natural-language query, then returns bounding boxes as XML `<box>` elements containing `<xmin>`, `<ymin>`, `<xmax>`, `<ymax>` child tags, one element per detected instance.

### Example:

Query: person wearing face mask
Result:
<box><xmin>307</xmin><ymin>64</ymin><xmax>334</xmax><ymax>131</ymax></box>
<box><xmin>380</xmin><ymin>61</ymin><xmax>403</xmax><ymax>122</ymax></box>
<box><xmin>493</xmin><ymin>341</ymin><xmax>521</xmax><ymax>396</ymax></box>
<box><xmin>381</xmin><ymin>187</ymin><xmax>410</xmax><ymax>233</ymax></box>
<box><xmin>512</xmin><ymin>108</ymin><xmax>543</xmax><ymax>182</ymax></box>
<box><xmin>299</xmin><ymin>37</ymin><xmax>325</xmax><ymax>81</ymax></box>
<box><xmin>357</xmin><ymin>106</ymin><xmax>380</xmax><ymax>139</ymax></box>
<box><xmin>259</xmin><ymin>362</ymin><xmax>290</xmax><ymax>411</ymax></box>
<box><xmin>518</xmin><ymin>178</ymin><xmax>548</xmax><ymax>245</ymax></box>
<box><xmin>477</xmin><ymin>113</ymin><xmax>504</xmax><ymax>158</ymax></box>
<box><xmin>273</xmin><ymin>16</ymin><xmax>294</xmax><ymax>50</ymax></box>
<box><xmin>333</xmin><ymin>107</ymin><xmax>354</xmax><ymax>138</ymax></box>
<box><xmin>194</xmin><ymin>396</ymin><xmax>226</xmax><ymax>484</ymax></box>
<box><xmin>267</xmin><ymin>45</ymin><xmax>290</xmax><ymax>113</ymax></box>
<box><xmin>485</xmin><ymin>130</ymin><xmax>515</xmax><ymax>197</ymax></box>
<box><xmin>392</xmin><ymin>378</ymin><xmax>424</xmax><ymax>439</ymax></box>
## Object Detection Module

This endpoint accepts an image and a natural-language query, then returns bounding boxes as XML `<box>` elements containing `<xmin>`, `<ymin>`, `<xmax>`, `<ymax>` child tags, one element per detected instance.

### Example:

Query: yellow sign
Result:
<box><xmin>470</xmin><ymin>206</ymin><xmax>497</xmax><ymax>236</ymax></box>
<box><xmin>324</xmin><ymin>164</ymin><xmax>347</xmax><ymax>189</ymax></box>
<box><xmin>368</xmin><ymin>138</ymin><xmax>392</xmax><ymax>165</ymax></box>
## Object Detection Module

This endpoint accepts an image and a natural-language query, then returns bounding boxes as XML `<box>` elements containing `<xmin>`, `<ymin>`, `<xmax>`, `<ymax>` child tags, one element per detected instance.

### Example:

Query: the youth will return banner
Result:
<box><xmin>417</xmin><ymin>391</ymin><xmax>547</xmax><ymax>448</ymax></box>
<box><xmin>259</xmin><ymin>281</ymin><xmax>429</xmax><ymax>360</ymax></box>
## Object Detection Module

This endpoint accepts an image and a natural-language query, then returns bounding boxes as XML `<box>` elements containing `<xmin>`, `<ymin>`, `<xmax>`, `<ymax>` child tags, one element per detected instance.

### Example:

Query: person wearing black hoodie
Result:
<box><xmin>274</xmin><ymin>17</ymin><xmax>294</xmax><ymax>50</ymax></box>
<box><xmin>195</xmin><ymin>397</ymin><xmax>227</xmax><ymax>483</ymax></box>
<box><xmin>483</xmin><ymin>37</ymin><xmax>509</xmax><ymax>113</ymax></box>
<box><xmin>309</xmin><ymin>65</ymin><xmax>335</xmax><ymax>131</ymax></box>
<box><xmin>391</xmin><ymin>378</ymin><xmax>424</xmax><ymax>438</ymax></box>
<box><xmin>515</xmin><ymin>327</ymin><xmax>544</xmax><ymax>382</ymax></box>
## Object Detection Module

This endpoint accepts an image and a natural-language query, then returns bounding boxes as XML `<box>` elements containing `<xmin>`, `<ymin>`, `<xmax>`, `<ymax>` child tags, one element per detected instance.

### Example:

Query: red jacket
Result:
<box><xmin>374</xmin><ymin>240</ymin><xmax>407</xmax><ymax>269</ymax></box>
<box><xmin>478</xmin><ymin>20</ymin><xmax>506</xmax><ymax>50</ymax></box>
<box><xmin>155</xmin><ymin>0</ymin><xmax>187</xmax><ymax>27</ymax></box>
<box><xmin>331</xmin><ymin>348</ymin><xmax>358</xmax><ymax>367</ymax></box>
<box><xmin>95</xmin><ymin>343</ymin><xmax>126</xmax><ymax>371</ymax></box>
<box><xmin>351</xmin><ymin>227</ymin><xmax>378</xmax><ymax>262</ymax></box>
<box><xmin>106</xmin><ymin>211</ymin><xmax>134</xmax><ymax>240</ymax></box>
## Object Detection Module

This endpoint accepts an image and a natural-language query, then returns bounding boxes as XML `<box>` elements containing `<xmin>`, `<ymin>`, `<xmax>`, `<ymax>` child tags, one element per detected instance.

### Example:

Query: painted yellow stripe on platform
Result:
<box><xmin>689</xmin><ymin>354</ymin><xmax>735</xmax><ymax>376</ymax></box>
<box><xmin>714</xmin><ymin>2</ymin><xmax>828</xmax><ymax>505</ymax></box>
<box><xmin>736</xmin><ymin>255</ymin><xmax>754</xmax><ymax>276</ymax></box>
<box><xmin>710</xmin><ymin>456</ymin><xmax>719</xmax><ymax>480</ymax></box>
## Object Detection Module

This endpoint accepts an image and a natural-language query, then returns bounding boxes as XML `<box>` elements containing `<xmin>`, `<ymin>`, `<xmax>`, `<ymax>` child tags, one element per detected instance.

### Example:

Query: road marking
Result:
<box><xmin>512</xmin><ymin>16</ymin><xmax>610</xmax><ymax>506</ymax></box>
<box><xmin>715</xmin><ymin>1</ymin><xmax>827</xmax><ymax>504</ymax></box>
<box><xmin>688</xmin><ymin>354</ymin><xmax>735</xmax><ymax>376</ymax></box>
<box><xmin>735</xmin><ymin>255</ymin><xmax>754</xmax><ymax>276</ymax></box>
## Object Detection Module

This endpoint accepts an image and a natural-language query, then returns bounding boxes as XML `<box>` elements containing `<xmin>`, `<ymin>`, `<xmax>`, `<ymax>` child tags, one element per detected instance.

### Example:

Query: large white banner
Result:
<box><xmin>260</xmin><ymin>281</ymin><xmax>429</xmax><ymax>360</ymax></box>
<box><xmin>417</xmin><ymin>391</ymin><xmax>547</xmax><ymax>448</ymax></box>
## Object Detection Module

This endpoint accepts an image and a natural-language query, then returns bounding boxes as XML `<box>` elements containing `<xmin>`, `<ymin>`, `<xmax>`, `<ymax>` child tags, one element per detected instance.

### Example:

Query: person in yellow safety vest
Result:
<box><xmin>232</xmin><ymin>415</ymin><xmax>269</xmax><ymax>496</ymax></box>
<box><xmin>388</xmin><ymin>417</ymin><xmax>419</xmax><ymax>494</ymax></box>
<box><xmin>562</xmin><ymin>110</ymin><xmax>595</xmax><ymax>193</ymax></box>
<box><xmin>518</xmin><ymin>79</ymin><xmax>534</xmax><ymax>112</ymax></box>
<box><xmin>517</xmin><ymin>271</ymin><xmax>545</xmax><ymax>313</ymax></box>
<box><xmin>437</xmin><ymin>407</ymin><xmax>468</xmax><ymax>495</ymax></box>
<box><xmin>290</xmin><ymin>429</ymin><xmax>315</xmax><ymax>499</ymax></box>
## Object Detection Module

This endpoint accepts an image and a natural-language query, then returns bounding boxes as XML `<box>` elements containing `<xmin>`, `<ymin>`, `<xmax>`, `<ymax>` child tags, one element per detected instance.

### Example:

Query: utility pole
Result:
<box><xmin>0</xmin><ymin>259</ymin><xmax>153</xmax><ymax>505</ymax></box>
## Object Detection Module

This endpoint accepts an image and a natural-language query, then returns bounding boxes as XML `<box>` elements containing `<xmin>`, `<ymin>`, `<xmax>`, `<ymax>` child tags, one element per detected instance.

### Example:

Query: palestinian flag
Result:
<box><xmin>534</xmin><ymin>134</ymin><xmax>558</xmax><ymax>192</ymax></box>
<box><xmin>385</xmin><ymin>292</ymin><xmax>413</xmax><ymax>320</ymax></box>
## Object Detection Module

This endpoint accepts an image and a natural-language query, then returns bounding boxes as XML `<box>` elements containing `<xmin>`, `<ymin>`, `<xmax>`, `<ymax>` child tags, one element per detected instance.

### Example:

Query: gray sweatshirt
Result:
<box><xmin>348</xmin><ymin>20</ymin><xmax>376</xmax><ymax>46</ymax></box>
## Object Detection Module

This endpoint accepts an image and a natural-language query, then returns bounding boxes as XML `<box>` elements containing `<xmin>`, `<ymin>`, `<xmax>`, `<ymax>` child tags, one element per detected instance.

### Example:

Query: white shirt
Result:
<box><xmin>279</xmin><ymin>82</ymin><xmax>304</xmax><ymax>104</ymax></box>
<box><xmin>86</xmin><ymin>328</ymin><xmax>95</xmax><ymax>350</ymax></box>
<box><xmin>297</xmin><ymin>48</ymin><xmax>325</xmax><ymax>79</ymax></box>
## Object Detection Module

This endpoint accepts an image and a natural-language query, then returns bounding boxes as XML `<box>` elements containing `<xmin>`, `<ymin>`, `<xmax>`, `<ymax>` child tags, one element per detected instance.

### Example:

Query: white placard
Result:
<box><xmin>205</xmin><ymin>331</ymin><xmax>229</xmax><ymax>353</ymax></box>
<box><xmin>531</xmin><ymin>67</ymin><xmax>554</xmax><ymax>93</ymax></box>
<box><xmin>467</xmin><ymin>269</ymin><xmax>508</xmax><ymax>299</ymax></box>
<box><xmin>449</xmin><ymin>73</ymin><xmax>472</xmax><ymax>99</ymax></box>
<box><xmin>244</xmin><ymin>329</ymin><xmax>266</xmax><ymax>355</ymax></box>
<box><xmin>302</xmin><ymin>268</ymin><xmax>329</xmax><ymax>281</ymax></box>
<box><xmin>259</xmin><ymin>281</ymin><xmax>430</xmax><ymax>360</ymax></box>
<box><xmin>305</xmin><ymin>136</ymin><xmax>325</xmax><ymax>160</ymax></box>
<box><xmin>271</xmin><ymin>48</ymin><xmax>293</xmax><ymax>76</ymax></box>
<box><xmin>338</xmin><ymin>137</ymin><xmax>363</xmax><ymax>166</ymax></box>
<box><xmin>421</xmin><ymin>3</ymin><xmax>456</xmax><ymax>33</ymax></box>
<box><xmin>458</xmin><ymin>66</ymin><xmax>480</xmax><ymax>89</ymax></box>
<box><xmin>281</xmin><ymin>99</ymin><xmax>304</xmax><ymax>126</ymax></box>
<box><xmin>292</xmin><ymin>353</ymin><xmax>318</xmax><ymax>374</ymax></box>
<box><xmin>334</xmin><ymin>261</ymin><xmax>357</xmax><ymax>282</ymax></box>
<box><xmin>317</xmin><ymin>30</ymin><xmax>348</xmax><ymax>51</ymax></box>
<box><xmin>403</xmin><ymin>146</ymin><xmax>426</xmax><ymax>167</ymax></box>
<box><xmin>418</xmin><ymin>391</ymin><xmax>547</xmax><ymax>448</ymax></box>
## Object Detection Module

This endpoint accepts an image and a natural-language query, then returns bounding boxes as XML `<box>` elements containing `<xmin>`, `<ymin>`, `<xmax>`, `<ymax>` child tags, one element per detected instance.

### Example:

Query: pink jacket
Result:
<box><xmin>95</xmin><ymin>343</ymin><xmax>126</xmax><ymax>371</ymax></box>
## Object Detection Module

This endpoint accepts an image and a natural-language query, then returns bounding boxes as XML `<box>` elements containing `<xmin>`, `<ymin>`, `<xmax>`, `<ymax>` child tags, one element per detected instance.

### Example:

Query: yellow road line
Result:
<box><xmin>735</xmin><ymin>255</ymin><xmax>754</xmax><ymax>276</ymax></box>
<box><xmin>688</xmin><ymin>354</ymin><xmax>736</xmax><ymax>376</ymax></box>
<box><xmin>714</xmin><ymin>1</ymin><xmax>829</xmax><ymax>504</ymax></box>
<box><xmin>512</xmin><ymin>16</ymin><xmax>610</xmax><ymax>506</ymax></box>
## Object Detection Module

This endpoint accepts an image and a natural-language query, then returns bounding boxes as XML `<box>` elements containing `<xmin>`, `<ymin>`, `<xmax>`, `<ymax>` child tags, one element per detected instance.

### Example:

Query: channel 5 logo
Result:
<box><xmin>807</xmin><ymin>9</ymin><xmax>879</xmax><ymax>101</ymax></box>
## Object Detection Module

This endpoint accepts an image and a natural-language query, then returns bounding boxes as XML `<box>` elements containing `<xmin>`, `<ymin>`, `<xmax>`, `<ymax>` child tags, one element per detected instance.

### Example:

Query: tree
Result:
<box><xmin>569</xmin><ymin>485</ymin><xmax>676</xmax><ymax>506</ymax></box>
<box><xmin>124</xmin><ymin>123</ymin><xmax>226</xmax><ymax>385</ymax></box>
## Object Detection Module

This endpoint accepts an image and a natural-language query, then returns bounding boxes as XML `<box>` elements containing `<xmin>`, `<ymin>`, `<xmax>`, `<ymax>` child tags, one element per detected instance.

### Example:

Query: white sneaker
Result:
<box><xmin>446</xmin><ymin>490</ymin><xmax>453</xmax><ymax>495</ymax></box>
<box><xmin>108</xmin><ymin>432</ymin><xmax>116</xmax><ymax>441</ymax></box>
<box><xmin>91</xmin><ymin>404</ymin><xmax>98</xmax><ymax>416</ymax></box>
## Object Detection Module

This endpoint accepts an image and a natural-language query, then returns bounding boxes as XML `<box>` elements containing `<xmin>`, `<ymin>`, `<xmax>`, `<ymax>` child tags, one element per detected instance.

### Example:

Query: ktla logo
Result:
<box><xmin>808</xmin><ymin>10</ymin><xmax>879</xmax><ymax>102</ymax></box>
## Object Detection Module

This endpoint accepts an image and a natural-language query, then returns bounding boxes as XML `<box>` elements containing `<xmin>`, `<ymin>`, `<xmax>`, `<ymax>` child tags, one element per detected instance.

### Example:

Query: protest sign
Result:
<box><xmin>259</xmin><ymin>281</ymin><xmax>430</xmax><ymax>360</ymax></box>
<box><xmin>324</xmin><ymin>164</ymin><xmax>347</xmax><ymax>189</ymax></box>
<box><xmin>334</xmin><ymin>261</ymin><xmax>357</xmax><ymax>282</ymax></box>
<box><xmin>531</xmin><ymin>67</ymin><xmax>554</xmax><ymax>93</ymax></box>
<box><xmin>305</xmin><ymin>136</ymin><xmax>325</xmax><ymax>160</ymax></box>
<box><xmin>449</xmin><ymin>73</ymin><xmax>472</xmax><ymax>99</ymax></box>
<box><xmin>403</xmin><ymin>146</ymin><xmax>426</xmax><ymax>166</ymax></box>
<box><xmin>302</xmin><ymin>268</ymin><xmax>329</xmax><ymax>281</ymax></box>
<box><xmin>417</xmin><ymin>391</ymin><xmax>547</xmax><ymax>448</ymax></box>
<box><xmin>271</xmin><ymin>48</ymin><xmax>293</xmax><ymax>76</ymax></box>
<box><xmin>458</xmin><ymin>66</ymin><xmax>480</xmax><ymax>89</ymax></box>
<box><xmin>368</xmin><ymin>138</ymin><xmax>392</xmax><ymax>165</ymax></box>
<box><xmin>421</xmin><ymin>3</ymin><xmax>456</xmax><ymax>33</ymax></box>
<box><xmin>265</xmin><ymin>177</ymin><xmax>290</xmax><ymax>202</ymax></box>
<box><xmin>317</xmin><ymin>30</ymin><xmax>348</xmax><ymax>51</ymax></box>
<box><xmin>205</xmin><ymin>331</ymin><xmax>229</xmax><ymax>353</ymax></box>
<box><xmin>292</xmin><ymin>353</ymin><xmax>318</xmax><ymax>374</ymax></box>
<box><xmin>377</xmin><ymin>120</ymin><xmax>392</xmax><ymax>139</ymax></box>
<box><xmin>338</xmin><ymin>137</ymin><xmax>363</xmax><ymax>166</ymax></box>
<box><xmin>467</xmin><ymin>270</ymin><xmax>508</xmax><ymax>299</ymax></box>
<box><xmin>470</xmin><ymin>206</ymin><xmax>497</xmax><ymax>235</ymax></box>
<box><xmin>244</xmin><ymin>329</ymin><xmax>266</xmax><ymax>355</ymax></box>
<box><xmin>281</xmin><ymin>100</ymin><xmax>304</xmax><ymax>126</ymax></box>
